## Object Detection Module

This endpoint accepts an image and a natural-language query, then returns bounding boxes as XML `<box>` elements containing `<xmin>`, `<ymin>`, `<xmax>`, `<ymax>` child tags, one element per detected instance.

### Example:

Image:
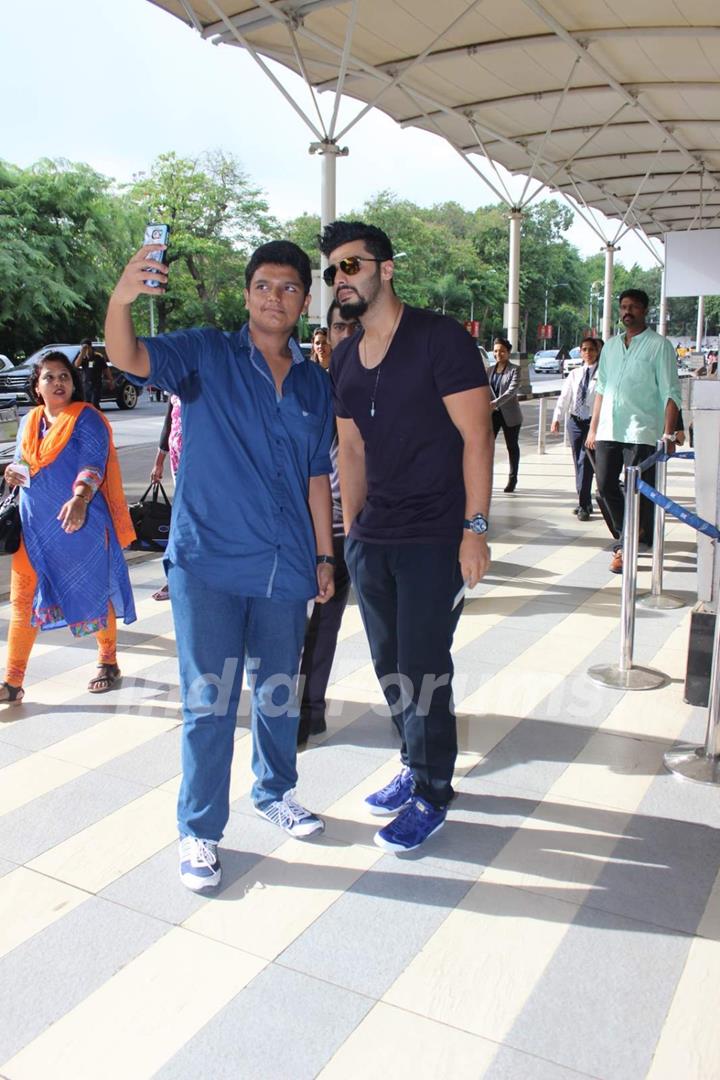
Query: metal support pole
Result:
<box><xmin>602</xmin><ymin>244</ymin><xmax>615</xmax><ymax>343</ymax></box>
<box><xmin>588</xmin><ymin>464</ymin><xmax>667</xmax><ymax>690</ymax></box>
<box><xmin>639</xmin><ymin>440</ymin><xmax>684</xmax><ymax>610</ymax></box>
<box><xmin>658</xmin><ymin>263</ymin><xmax>668</xmax><ymax>337</ymax></box>
<box><xmin>507</xmin><ymin>209</ymin><xmax>522</xmax><ymax>352</ymax></box>
<box><xmin>696</xmin><ymin>295</ymin><xmax>705</xmax><ymax>351</ymax></box>
<box><xmin>537</xmin><ymin>397</ymin><xmax>547</xmax><ymax>454</ymax></box>
<box><xmin>665</xmin><ymin>578</ymin><xmax>720</xmax><ymax>784</ymax></box>
<box><xmin>149</xmin><ymin>297</ymin><xmax>156</xmax><ymax>337</ymax></box>
<box><xmin>310</xmin><ymin>139</ymin><xmax>349</xmax><ymax>325</ymax></box>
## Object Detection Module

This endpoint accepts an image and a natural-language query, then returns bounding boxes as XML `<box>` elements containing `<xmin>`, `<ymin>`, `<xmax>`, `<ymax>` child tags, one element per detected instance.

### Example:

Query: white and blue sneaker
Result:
<box><xmin>364</xmin><ymin>767</ymin><xmax>414</xmax><ymax>816</ymax></box>
<box><xmin>254</xmin><ymin>789</ymin><xmax>325</xmax><ymax>838</ymax></box>
<box><xmin>179</xmin><ymin>836</ymin><xmax>222</xmax><ymax>891</ymax></box>
<box><xmin>374</xmin><ymin>796</ymin><xmax>447</xmax><ymax>853</ymax></box>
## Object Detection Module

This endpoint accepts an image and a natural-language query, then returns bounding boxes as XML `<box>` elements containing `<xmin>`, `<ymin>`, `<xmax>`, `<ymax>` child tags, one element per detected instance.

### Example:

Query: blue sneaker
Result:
<box><xmin>365</xmin><ymin>767</ymin><xmax>414</xmax><ymax>816</ymax></box>
<box><xmin>178</xmin><ymin>836</ymin><xmax>222</xmax><ymax>891</ymax></box>
<box><xmin>374</xmin><ymin>797</ymin><xmax>447</xmax><ymax>852</ymax></box>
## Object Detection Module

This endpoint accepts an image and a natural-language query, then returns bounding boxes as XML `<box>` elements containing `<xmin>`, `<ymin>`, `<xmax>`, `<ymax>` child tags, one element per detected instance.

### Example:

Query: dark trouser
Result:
<box><xmin>82</xmin><ymin>370</ymin><xmax>102</xmax><ymax>407</ymax></box>
<box><xmin>594</xmin><ymin>440</ymin><xmax>656</xmax><ymax>549</ymax></box>
<box><xmin>567</xmin><ymin>415</ymin><xmax>594</xmax><ymax>512</ymax></box>
<box><xmin>345</xmin><ymin>539</ymin><xmax>463</xmax><ymax>808</ymax></box>
<box><xmin>298</xmin><ymin>534</ymin><xmax>351</xmax><ymax>738</ymax></box>
<box><xmin>492</xmin><ymin>412</ymin><xmax>520</xmax><ymax>481</ymax></box>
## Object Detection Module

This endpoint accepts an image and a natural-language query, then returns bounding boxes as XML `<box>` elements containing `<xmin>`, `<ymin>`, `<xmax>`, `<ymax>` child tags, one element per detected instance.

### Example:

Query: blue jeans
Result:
<box><xmin>167</xmin><ymin>562</ymin><xmax>308</xmax><ymax>840</ymax></box>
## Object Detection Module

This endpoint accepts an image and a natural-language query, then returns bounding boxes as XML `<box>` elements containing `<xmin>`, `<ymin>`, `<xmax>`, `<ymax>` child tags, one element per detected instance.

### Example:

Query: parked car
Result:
<box><xmin>563</xmin><ymin>347</ymin><xmax>583</xmax><ymax>377</ymax></box>
<box><xmin>0</xmin><ymin>343</ymin><xmax>142</xmax><ymax>409</ymax></box>
<box><xmin>0</xmin><ymin>355</ymin><xmax>13</xmax><ymax>372</ymax></box>
<box><xmin>533</xmin><ymin>348</ymin><xmax>566</xmax><ymax>375</ymax></box>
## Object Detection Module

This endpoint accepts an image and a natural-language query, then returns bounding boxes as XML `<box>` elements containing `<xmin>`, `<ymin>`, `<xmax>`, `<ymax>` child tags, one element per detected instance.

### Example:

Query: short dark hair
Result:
<box><xmin>318</xmin><ymin>220</ymin><xmax>394</xmax><ymax>262</ymax></box>
<box><xmin>327</xmin><ymin>299</ymin><xmax>339</xmax><ymax>326</ymax></box>
<box><xmin>244</xmin><ymin>240</ymin><xmax>312</xmax><ymax>295</ymax></box>
<box><xmin>493</xmin><ymin>336</ymin><xmax>513</xmax><ymax>353</ymax></box>
<box><xmin>580</xmin><ymin>336</ymin><xmax>603</xmax><ymax>352</ymax></box>
<box><xmin>619</xmin><ymin>289</ymin><xmax>649</xmax><ymax>310</ymax></box>
<box><xmin>29</xmin><ymin>350</ymin><xmax>84</xmax><ymax>405</ymax></box>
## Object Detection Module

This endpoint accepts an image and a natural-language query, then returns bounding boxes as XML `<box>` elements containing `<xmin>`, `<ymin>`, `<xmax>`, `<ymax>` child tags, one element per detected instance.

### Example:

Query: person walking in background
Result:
<box><xmin>74</xmin><ymin>338</ymin><xmax>106</xmax><ymax>408</ymax></box>
<box><xmin>1</xmin><ymin>351</ymin><xmax>136</xmax><ymax>704</ymax></box>
<box><xmin>550</xmin><ymin>336</ymin><xmax>602</xmax><ymax>520</ymax></box>
<box><xmin>586</xmin><ymin>289</ymin><xmax>682</xmax><ymax>574</ymax></box>
<box><xmin>311</xmin><ymin>327</ymin><xmax>331</xmax><ymax>369</ymax></box>
<box><xmin>489</xmin><ymin>336</ymin><xmax>522</xmax><ymax>493</ymax></box>
<box><xmin>298</xmin><ymin>301</ymin><xmax>359</xmax><ymax>743</ymax></box>
<box><xmin>320</xmin><ymin>219</ymin><xmax>493</xmax><ymax>854</ymax></box>
<box><xmin>105</xmin><ymin>238</ymin><xmax>335</xmax><ymax>893</ymax></box>
<box><xmin>149</xmin><ymin>394</ymin><xmax>182</xmax><ymax>602</ymax></box>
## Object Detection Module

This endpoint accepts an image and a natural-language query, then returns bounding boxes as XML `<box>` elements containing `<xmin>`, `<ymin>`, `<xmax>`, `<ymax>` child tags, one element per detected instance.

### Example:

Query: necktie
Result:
<box><xmin>574</xmin><ymin>365</ymin><xmax>592</xmax><ymax>416</ymax></box>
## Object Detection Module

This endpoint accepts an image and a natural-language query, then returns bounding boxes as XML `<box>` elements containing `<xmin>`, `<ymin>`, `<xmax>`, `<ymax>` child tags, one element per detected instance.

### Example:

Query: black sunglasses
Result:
<box><xmin>322</xmin><ymin>255</ymin><xmax>384</xmax><ymax>286</ymax></box>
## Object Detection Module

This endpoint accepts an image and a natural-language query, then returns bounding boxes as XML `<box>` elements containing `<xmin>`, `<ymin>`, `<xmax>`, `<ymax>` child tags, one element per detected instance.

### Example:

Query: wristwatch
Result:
<box><xmin>316</xmin><ymin>555</ymin><xmax>336</xmax><ymax>566</ymax></box>
<box><xmin>463</xmin><ymin>513</ymin><xmax>489</xmax><ymax>535</ymax></box>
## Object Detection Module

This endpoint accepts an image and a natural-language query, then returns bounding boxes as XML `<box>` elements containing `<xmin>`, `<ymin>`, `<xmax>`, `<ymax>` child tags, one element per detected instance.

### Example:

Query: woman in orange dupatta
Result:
<box><xmin>1</xmin><ymin>352</ymin><xmax>136</xmax><ymax>704</ymax></box>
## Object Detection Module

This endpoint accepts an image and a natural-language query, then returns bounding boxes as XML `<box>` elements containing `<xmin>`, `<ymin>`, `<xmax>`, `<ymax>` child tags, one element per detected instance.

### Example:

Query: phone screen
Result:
<box><xmin>143</xmin><ymin>223</ymin><xmax>169</xmax><ymax>288</ymax></box>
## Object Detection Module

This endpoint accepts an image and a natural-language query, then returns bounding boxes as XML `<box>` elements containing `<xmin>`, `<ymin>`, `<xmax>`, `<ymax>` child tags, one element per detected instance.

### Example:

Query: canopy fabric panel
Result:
<box><xmin>148</xmin><ymin>0</ymin><xmax>720</xmax><ymax>239</ymax></box>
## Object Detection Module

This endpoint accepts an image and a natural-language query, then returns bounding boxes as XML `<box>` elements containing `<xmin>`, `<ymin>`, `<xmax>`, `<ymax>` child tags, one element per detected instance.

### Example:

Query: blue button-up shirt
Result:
<box><xmin>134</xmin><ymin>325</ymin><xmax>333</xmax><ymax>600</ymax></box>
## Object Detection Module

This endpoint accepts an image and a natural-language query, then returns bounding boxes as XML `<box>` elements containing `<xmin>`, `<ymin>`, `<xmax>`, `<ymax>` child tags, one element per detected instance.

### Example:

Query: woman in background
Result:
<box><xmin>489</xmin><ymin>336</ymin><xmax>522</xmax><ymax>493</ymax></box>
<box><xmin>550</xmin><ymin>337</ymin><xmax>602</xmax><ymax>520</ymax></box>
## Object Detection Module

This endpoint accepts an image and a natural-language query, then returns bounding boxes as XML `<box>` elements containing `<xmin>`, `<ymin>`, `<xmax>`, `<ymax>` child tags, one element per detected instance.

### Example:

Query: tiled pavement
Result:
<box><xmin>0</xmin><ymin>443</ymin><xmax>716</xmax><ymax>1080</ymax></box>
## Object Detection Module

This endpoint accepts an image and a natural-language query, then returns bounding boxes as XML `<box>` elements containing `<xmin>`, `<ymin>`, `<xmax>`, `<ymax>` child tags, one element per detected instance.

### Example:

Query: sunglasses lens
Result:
<box><xmin>322</xmin><ymin>265</ymin><xmax>336</xmax><ymax>285</ymax></box>
<box><xmin>341</xmin><ymin>257</ymin><xmax>361</xmax><ymax>275</ymax></box>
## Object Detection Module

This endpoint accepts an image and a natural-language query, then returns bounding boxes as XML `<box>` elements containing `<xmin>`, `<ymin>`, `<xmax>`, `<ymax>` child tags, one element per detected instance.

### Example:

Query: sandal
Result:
<box><xmin>0</xmin><ymin>681</ymin><xmax>24</xmax><ymax>706</ymax></box>
<box><xmin>152</xmin><ymin>584</ymin><xmax>170</xmax><ymax>601</ymax></box>
<box><xmin>88</xmin><ymin>664</ymin><xmax>121</xmax><ymax>694</ymax></box>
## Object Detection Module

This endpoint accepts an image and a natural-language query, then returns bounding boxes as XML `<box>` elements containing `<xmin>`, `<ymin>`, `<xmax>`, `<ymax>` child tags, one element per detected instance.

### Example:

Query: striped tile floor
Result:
<box><xmin>0</xmin><ymin>445</ymin><xmax>715</xmax><ymax>1080</ymax></box>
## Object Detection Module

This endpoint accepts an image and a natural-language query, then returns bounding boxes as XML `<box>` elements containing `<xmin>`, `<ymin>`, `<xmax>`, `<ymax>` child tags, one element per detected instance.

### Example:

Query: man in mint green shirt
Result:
<box><xmin>586</xmin><ymin>288</ymin><xmax>681</xmax><ymax>573</ymax></box>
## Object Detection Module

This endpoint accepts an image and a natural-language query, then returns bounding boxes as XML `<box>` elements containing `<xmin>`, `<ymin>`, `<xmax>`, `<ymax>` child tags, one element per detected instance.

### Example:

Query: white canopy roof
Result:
<box><xmin>148</xmin><ymin>1</ymin><xmax>720</xmax><ymax>244</ymax></box>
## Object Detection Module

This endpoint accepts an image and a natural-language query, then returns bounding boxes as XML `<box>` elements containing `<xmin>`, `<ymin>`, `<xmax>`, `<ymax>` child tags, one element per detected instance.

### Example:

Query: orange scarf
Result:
<box><xmin>21</xmin><ymin>402</ymin><xmax>136</xmax><ymax>548</ymax></box>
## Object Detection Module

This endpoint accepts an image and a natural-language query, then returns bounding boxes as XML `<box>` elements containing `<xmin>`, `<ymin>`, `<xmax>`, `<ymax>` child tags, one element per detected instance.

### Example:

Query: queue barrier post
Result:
<box><xmin>638</xmin><ymin>439</ymin><xmax>684</xmax><ymax>610</ymax></box>
<box><xmin>665</xmin><ymin>560</ymin><xmax>720</xmax><ymax>785</ymax></box>
<box><xmin>588</xmin><ymin>463</ymin><xmax>668</xmax><ymax>691</ymax></box>
<box><xmin>538</xmin><ymin>397</ymin><xmax>548</xmax><ymax>454</ymax></box>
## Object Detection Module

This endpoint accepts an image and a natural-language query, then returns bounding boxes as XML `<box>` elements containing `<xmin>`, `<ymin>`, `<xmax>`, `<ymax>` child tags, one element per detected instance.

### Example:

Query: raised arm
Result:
<box><xmin>104</xmin><ymin>245</ymin><xmax>168</xmax><ymax>378</ymax></box>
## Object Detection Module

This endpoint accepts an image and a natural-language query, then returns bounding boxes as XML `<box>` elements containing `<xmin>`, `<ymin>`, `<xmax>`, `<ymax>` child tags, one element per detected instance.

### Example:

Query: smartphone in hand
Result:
<box><xmin>143</xmin><ymin>223</ymin><xmax>170</xmax><ymax>288</ymax></box>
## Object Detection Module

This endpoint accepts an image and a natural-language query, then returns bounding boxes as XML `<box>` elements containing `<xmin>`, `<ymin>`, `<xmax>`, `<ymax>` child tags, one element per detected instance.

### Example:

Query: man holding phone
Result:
<box><xmin>105</xmin><ymin>238</ymin><xmax>335</xmax><ymax>892</ymax></box>
<box><xmin>319</xmin><ymin>220</ymin><xmax>493</xmax><ymax>853</ymax></box>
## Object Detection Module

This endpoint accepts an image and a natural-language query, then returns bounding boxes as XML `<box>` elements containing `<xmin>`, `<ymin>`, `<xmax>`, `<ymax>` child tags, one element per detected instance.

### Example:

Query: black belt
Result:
<box><xmin>570</xmin><ymin>414</ymin><xmax>591</xmax><ymax>425</ymax></box>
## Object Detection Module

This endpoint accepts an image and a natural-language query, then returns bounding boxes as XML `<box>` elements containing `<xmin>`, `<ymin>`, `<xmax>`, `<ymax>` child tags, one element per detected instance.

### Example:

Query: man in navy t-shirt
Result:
<box><xmin>320</xmin><ymin>220</ymin><xmax>494</xmax><ymax>853</ymax></box>
<box><xmin>105</xmin><ymin>240</ymin><xmax>335</xmax><ymax>892</ymax></box>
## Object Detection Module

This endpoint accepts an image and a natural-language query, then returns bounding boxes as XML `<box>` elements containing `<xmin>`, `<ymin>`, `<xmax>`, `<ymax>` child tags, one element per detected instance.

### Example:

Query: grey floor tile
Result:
<box><xmin>278</xmin><ymin>855</ymin><xmax>472</xmax><ymax>998</ymax></box>
<box><xmin>0</xmin><ymin>741</ymin><xmax>28</xmax><ymax>768</ymax></box>
<box><xmin>464</xmin><ymin>718</ymin><xmax>594</xmax><ymax>793</ymax></box>
<box><xmin>155</xmin><ymin>963</ymin><xmax>372</xmax><ymax>1080</ymax></box>
<box><xmin>324</xmin><ymin>708</ymin><xmax>402</xmax><ymax>759</ymax></box>
<box><xmin>501</xmin><ymin>904</ymin><xmax>692</xmax><ymax>1080</ymax></box>
<box><xmin>0</xmin><ymin>896</ymin><xmax>169</xmax><ymax>1061</ymax></box>
<box><xmin>100</xmin><ymin>808</ymin><xmax>284</xmax><ymax>924</ymax></box>
<box><xmin>97</xmin><ymin>727</ymin><xmax>182</xmax><ymax>788</ymax></box>
<box><xmin>0</xmin><ymin>705</ymin><xmax>112</xmax><ymax>751</ymax></box>
<box><xmin>0</xmin><ymin>771</ymin><xmax>149</xmax><ymax>864</ymax></box>
<box><xmin>485</xmin><ymin>1045</ymin><xmax>599</xmax><ymax>1079</ymax></box>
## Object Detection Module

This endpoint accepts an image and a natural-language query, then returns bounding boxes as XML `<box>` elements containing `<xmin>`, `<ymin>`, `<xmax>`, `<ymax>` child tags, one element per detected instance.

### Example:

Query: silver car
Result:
<box><xmin>533</xmin><ymin>349</ymin><xmax>565</xmax><ymax>375</ymax></box>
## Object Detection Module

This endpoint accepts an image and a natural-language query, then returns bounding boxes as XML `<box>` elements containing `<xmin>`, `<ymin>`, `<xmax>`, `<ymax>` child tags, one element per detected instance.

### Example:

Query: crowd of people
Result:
<box><xmin>0</xmin><ymin>221</ymin><xmax>688</xmax><ymax>892</ymax></box>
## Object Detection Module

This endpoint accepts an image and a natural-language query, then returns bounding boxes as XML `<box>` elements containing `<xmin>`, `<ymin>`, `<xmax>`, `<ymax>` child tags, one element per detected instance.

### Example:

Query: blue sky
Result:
<box><xmin>2</xmin><ymin>0</ymin><xmax>658</xmax><ymax>268</ymax></box>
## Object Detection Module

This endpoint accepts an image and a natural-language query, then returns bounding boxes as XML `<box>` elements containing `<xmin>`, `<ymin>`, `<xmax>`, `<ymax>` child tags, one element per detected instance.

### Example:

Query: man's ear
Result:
<box><xmin>381</xmin><ymin>260</ymin><xmax>395</xmax><ymax>283</ymax></box>
<box><xmin>302</xmin><ymin>292</ymin><xmax>311</xmax><ymax>315</ymax></box>
<box><xmin>243</xmin><ymin>288</ymin><xmax>249</xmax><ymax>307</ymax></box>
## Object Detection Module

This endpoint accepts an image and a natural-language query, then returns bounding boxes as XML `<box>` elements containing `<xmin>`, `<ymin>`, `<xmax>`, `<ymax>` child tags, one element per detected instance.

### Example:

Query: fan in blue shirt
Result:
<box><xmin>105</xmin><ymin>239</ymin><xmax>335</xmax><ymax>892</ymax></box>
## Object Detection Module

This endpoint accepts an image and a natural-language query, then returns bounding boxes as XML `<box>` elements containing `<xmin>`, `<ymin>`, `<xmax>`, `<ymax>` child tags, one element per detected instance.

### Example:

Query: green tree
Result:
<box><xmin>0</xmin><ymin>158</ymin><xmax>142</xmax><ymax>357</ymax></box>
<box><xmin>128</xmin><ymin>151</ymin><xmax>279</xmax><ymax>333</ymax></box>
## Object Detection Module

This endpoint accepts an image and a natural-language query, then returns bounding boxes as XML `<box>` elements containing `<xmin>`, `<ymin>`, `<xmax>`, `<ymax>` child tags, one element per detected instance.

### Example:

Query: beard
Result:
<box><xmin>338</xmin><ymin>295</ymin><xmax>368</xmax><ymax>320</ymax></box>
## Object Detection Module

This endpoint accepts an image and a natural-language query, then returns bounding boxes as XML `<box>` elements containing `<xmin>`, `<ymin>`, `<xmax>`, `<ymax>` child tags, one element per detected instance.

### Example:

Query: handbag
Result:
<box><xmin>129</xmin><ymin>481</ymin><xmax>172</xmax><ymax>551</ymax></box>
<box><xmin>0</xmin><ymin>479</ymin><xmax>21</xmax><ymax>555</ymax></box>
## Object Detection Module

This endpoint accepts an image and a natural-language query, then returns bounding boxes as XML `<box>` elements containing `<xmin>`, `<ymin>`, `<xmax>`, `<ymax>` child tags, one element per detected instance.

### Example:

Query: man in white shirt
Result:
<box><xmin>550</xmin><ymin>337</ymin><xmax>601</xmax><ymax>521</ymax></box>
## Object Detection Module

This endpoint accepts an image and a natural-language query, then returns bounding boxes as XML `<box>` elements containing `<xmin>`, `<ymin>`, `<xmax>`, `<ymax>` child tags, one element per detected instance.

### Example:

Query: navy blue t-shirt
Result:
<box><xmin>330</xmin><ymin>305</ymin><xmax>488</xmax><ymax>544</ymax></box>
